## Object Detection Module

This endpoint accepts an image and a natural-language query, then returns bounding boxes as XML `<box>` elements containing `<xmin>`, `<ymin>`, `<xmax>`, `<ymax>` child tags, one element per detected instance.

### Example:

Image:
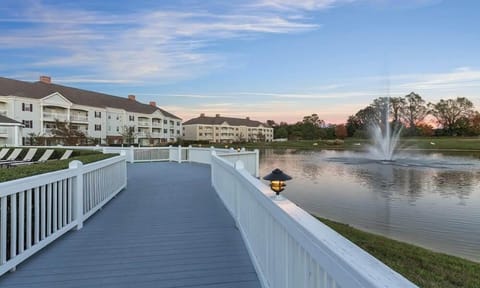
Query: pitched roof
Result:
<box><xmin>0</xmin><ymin>77</ymin><xmax>181</xmax><ymax>119</ymax></box>
<box><xmin>0</xmin><ymin>114</ymin><xmax>22</xmax><ymax>125</ymax></box>
<box><xmin>183</xmin><ymin>115</ymin><xmax>270</xmax><ymax>127</ymax></box>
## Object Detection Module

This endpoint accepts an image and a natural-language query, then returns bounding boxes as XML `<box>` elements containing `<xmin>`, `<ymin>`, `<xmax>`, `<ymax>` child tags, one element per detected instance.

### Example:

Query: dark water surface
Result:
<box><xmin>259</xmin><ymin>149</ymin><xmax>480</xmax><ymax>262</ymax></box>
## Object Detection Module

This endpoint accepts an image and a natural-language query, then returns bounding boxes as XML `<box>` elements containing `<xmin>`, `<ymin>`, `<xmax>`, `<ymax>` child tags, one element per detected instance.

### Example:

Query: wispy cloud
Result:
<box><xmin>0</xmin><ymin>1</ymin><xmax>320</xmax><ymax>83</ymax></box>
<box><xmin>254</xmin><ymin>0</ymin><xmax>353</xmax><ymax>11</ymax></box>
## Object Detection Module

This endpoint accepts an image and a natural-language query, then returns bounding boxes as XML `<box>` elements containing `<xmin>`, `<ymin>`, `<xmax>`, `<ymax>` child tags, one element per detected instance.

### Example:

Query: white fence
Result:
<box><xmin>101</xmin><ymin>146</ymin><xmax>259</xmax><ymax>177</ymax></box>
<box><xmin>0</xmin><ymin>154</ymin><xmax>127</xmax><ymax>276</ymax></box>
<box><xmin>211</xmin><ymin>154</ymin><xmax>416</xmax><ymax>288</ymax></box>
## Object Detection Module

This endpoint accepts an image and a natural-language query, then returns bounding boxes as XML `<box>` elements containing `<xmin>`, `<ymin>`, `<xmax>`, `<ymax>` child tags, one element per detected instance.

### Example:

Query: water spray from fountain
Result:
<box><xmin>368</xmin><ymin>97</ymin><xmax>402</xmax><ymax>161</ymax></box>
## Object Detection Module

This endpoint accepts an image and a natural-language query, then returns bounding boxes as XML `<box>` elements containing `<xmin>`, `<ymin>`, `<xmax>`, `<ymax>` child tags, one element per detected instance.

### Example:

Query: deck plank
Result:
<box><xmin>0</xmin><ymin>162</ymin><xmax>261</xmax><ymax>288</ymax></box>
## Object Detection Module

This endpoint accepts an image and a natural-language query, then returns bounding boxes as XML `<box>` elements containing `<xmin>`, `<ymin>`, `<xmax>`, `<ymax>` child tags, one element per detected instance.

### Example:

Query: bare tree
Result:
<box><xmin>51</xmin><ymin>120</ymin><xmax>87</xmax><ymax>145</ymax></box>
<box><xmin>402</xmin><ymin>92</ymin><xmax>428</xmax><ymax>134</ymax></box>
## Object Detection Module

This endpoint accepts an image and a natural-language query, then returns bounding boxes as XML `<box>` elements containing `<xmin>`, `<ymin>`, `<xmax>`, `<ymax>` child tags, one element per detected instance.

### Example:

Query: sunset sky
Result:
<box><xmin>1</xmin><ymin>0</ymin><xmax>479</xmax><ymax>124</ymax></box>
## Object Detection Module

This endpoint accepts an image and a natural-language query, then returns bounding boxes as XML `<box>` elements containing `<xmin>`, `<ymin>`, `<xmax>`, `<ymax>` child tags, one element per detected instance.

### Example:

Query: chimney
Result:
<box><xmin>39</xmin><ymin>75</ymin><xmax>51</xmax><ymax>84</ymax></box>
<box><xmin>246</xmin><ymin>116</ymin><xmax>250</xmax><ymax>120</ymax></box>
<box><xmin>200</xmin><ymin>113</ymin><xmax>205</xmax><ymax>117</ymax></box>
<box><xmin>128</xmin><ymin>94</ymin><xmax>136</xmax><ymax>101</ymax></box>
<box><xmin>215</xmin><ymin>114</ymin><xmax>220</xmax><ymax>117</ymax></box>
<box><xmin>149</xmin><ymin>101</ymin><xmax>156</xmax><ymax>107</ymax></box>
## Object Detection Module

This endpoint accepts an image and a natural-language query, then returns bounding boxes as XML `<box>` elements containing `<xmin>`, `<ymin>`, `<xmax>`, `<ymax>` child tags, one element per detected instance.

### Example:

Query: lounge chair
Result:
<box><xmin>60</xmin><ymin>150</ymin><xmax>73</xmax><ymax>160</ymax></box>
<box><xmin>0</xmin><ymin>148</ymin><xmax>22</xmax><ymax>163</ymax></box>
<box><xmin>4</xmin><ymin>148</ymin><xmax>37</xmax><ymax>166</ymax></box>
<box><xmin>8</xmin><ymin>149</ymin><xmax>54</xmax><ymax>167</ymax></box>
<box><xmin>0</xmin><ymin>148</ymin><xmax>9</xmax><ymax>160</ymax></box>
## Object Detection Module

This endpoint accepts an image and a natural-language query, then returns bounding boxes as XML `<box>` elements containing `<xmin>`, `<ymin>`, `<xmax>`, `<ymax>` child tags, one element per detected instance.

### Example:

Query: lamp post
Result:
<box><xmin>263</xmin><ymin>168</ymin><xmax>292</xmax><ymax>200</ymax></box>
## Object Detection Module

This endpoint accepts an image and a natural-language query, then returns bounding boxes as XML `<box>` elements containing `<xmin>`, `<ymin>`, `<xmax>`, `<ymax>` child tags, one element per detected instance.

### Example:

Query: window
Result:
<box><xmin>116</xmin><ymin>116</ymin><xmax>120</xmax><ymax>120</ymax></box>
<box><xmin>163</xmin><ymin>129</ymin><xmax>168</xmax><ymax>133</ymax></box>
<box><xmin>129</xmin><ymin>115</ymin><xmax>135</xmax><ymax>121</ymax></box>
<box><xmin>22</xmin><ymin>103</ymin><xmax>33</xmax><ymax>112</ymax></box>
<box><xmin>22</xmin><ymin>120</ymin><xmax>33</xmax><ymax>128</ymax></box>
<box><xmin>108</xmin><ymin>115</ymin><xmax>111</xmax><ymax>119</ymax></box>
<box><xmin>95</xmin><ymin>111</ymin><xmax>102</xmax><ymax>118</ymax></box>
<box><xmin>199</xmin><ymin>133</ymin><xmax>203</xmax><ymax>136</ymax></box>
<box><xmin>163</xmin><ymin>120</ymin><xmax>168</xmax><ymax>124</ymax></box>
<box><xmin>94</xmin><ymin>124</ymin><xmax>101</xmax><ymax>131</ymax></box>
<box><xmin>177</xmin><ymin>130</ymin><xmax>180</xmax><ymax>135</ymax></box>
<box><xmin>176</xmin><ymin>121</ymin><xmax>180</xmax><ymax>126</ymax></box>
<box><xmin>116</xmin><ymin>126</ymin><xmax>120</xmax><ymax>132</ymax></box>
<box><xmin>199</xmin><ymin>126</ymin><xmax>203</xmax><ymax>130</ymax></box>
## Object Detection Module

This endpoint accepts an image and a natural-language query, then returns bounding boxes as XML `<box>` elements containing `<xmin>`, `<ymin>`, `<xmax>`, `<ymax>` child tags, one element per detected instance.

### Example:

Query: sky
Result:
<box><xmin>0</xmin><ymin>0</ymin><xmax>479</xmax><ymax>124</ymax></box>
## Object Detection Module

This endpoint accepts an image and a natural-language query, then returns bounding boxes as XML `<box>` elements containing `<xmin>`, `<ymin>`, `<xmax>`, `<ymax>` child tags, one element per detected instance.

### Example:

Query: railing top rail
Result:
<box><xmin>0</xmin><ymin>154</ymin><xmax>125</xmax><ymax>198</ymax></box>
<box><xmin>211</xmin><ymin>154</ymin><xmax>415</xmax><ymax>288</ymax></box>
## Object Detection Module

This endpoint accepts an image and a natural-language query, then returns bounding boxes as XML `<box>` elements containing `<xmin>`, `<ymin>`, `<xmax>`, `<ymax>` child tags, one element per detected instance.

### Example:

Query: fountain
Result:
<box><xmin>367</xmin><ymin>98</ymin><xmax>402</xmax><ymax>161</ymax></box>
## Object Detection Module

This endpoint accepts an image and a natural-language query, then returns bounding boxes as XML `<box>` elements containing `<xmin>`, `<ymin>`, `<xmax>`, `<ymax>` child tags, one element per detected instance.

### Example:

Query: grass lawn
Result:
<box><xmin>315</xmin><ymin>216</ymin><xmax>480</xmax><ymax>288</ymax></box>
<box><xmin>0</xmin><ymin>150</ymin><xmax>116</xmax><ymax>182</ymax></box>
<box><xmin>216</xmin><ymin>137</ymin><xmax>480</xmax><ymax>151</ymax></box>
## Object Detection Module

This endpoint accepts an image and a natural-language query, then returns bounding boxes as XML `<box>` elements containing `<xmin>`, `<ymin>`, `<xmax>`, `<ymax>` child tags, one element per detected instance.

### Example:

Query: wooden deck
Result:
<box><xmin>0</xmin><ymin>162</ymin><xmax>260</xmax><ymax>288</ymax></box>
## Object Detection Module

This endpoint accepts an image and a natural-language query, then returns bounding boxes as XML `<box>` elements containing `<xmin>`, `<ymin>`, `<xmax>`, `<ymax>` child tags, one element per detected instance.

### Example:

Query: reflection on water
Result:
<box><xmin>259</xmin><ymin>149</ymin><xmax>480</xmax><ymax>262</ymax></box>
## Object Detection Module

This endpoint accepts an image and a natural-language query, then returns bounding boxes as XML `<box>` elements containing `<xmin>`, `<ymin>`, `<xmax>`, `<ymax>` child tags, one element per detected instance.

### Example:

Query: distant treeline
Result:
<box><xmin>268</xmin><ymin>92</ymin><xmax>480</xmax><ymax>140</ymax></box>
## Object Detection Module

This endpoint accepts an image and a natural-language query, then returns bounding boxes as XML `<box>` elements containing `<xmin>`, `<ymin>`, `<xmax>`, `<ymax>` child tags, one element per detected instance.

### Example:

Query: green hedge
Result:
<box><xmin>0</xmin><ymin>151</ymin><xmax>116</xmax><ymax>183</ymax></box>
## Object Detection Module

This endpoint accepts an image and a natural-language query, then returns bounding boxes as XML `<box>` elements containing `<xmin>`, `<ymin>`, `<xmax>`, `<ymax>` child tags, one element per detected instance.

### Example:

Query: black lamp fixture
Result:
<box><xmin>263</xmin><ymin>168</ymin><xmax>292</xmax><ymax>198</ymax></box>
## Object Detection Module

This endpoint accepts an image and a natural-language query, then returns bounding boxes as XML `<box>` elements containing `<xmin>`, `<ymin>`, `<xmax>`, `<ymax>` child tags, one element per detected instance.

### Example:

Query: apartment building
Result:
<box><xmin>183</xmin><ymin>114</ymin><xmax>273</xmax><ymax>143</ymax></box>
<box><xmin>0</xmin><ymin>76</ymin><xmax>182</xmax><ymax>146</ymax></box>
<box><xmin>0</xmin><ymin>114</ymin><xmax>23</xmax><ymax>146</ymax></box>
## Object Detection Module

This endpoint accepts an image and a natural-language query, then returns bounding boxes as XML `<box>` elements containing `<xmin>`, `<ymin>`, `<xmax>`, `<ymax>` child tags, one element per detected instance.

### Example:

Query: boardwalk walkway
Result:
<box><xmin>0</xmin><ymin>162</ymin><xmax>260</xmax><ymax>288</ymax></box>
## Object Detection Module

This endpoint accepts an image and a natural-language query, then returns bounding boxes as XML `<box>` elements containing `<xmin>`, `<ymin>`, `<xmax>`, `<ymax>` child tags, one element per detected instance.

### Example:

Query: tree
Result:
<box><xmin>266</xmin><ymin>120</ymin><xmax>277</xmax><ymax>127</ymax></box>
<box><xmin>257</xmin><ymin>132</ymin><xmax>266</xmax><ymax>142</ymax></box>
<box><xmin>302</xmin><ymin>113</ymin><xmax>325</xmax><ymax>128</ymax></box>
<box><xmin>121</xmin><ymin>125</ymin><xmax>136</xmax><ymax>145</ymax></box>
<box><xmin>346</xmin><ymin>115</ymin><xmax>362</xmax><ymax>137</ymax></box>
<box><xmin>51</xmin><ymin>120</ymin><xmax>87</xmax><ymax>145</ymax></box>
<box><xmin>402</xmin><ymin>92</ymin><xmax>428</xmax><ymax>135</ymax></box>
<box><xmin>389</xmin><ymin>97</ymin><xmax>406</xmax><ymax>125</ymax></box>
<box><xmin>334</xmin><ymin>124</ymin><xmax>348</xmax><ymax>139</ymax></box>
<box><xmin>429</xmin><ymin>97</ymin><xmax>475</xmax><ymax>136</ymax></box>
<box><xmin>275</xmin><ymin>126</ymin><xmax>288</xmax><ymax>139</ymax></box>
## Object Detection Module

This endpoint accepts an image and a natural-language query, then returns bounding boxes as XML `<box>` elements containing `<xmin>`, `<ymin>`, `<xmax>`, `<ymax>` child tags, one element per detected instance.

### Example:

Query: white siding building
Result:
<box><xmin>0</xmin><ymin>76</ymin><xmax>182</xmax><ymax>146</ymax></box>
<box><xmin>183</xmin><ymin>114</ymin><xmax>273</xmax><ymax>143</ymax></box>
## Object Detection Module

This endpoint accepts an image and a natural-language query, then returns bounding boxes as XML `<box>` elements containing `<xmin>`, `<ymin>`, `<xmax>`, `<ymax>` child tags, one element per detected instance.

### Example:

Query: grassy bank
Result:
<box><xmin>0</xmin><ymin>150</ymin><xmax>116</xmax><ymax>182</ymax></box>
<box><xmin>315</xmin><ymin>216</ymin><xmax>480</xmax><ymax>288</ymax></box>
<box><xmin>220</xmin><ymin>137</ymin><xmax>480</xmax><ymax>151</ymax></box>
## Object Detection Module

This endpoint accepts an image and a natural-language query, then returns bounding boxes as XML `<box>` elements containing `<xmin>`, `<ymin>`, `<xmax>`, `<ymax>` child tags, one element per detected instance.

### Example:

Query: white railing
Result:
<box><xmin>43</xmin><ymin>112</ymin><xmax>67</xmax><ymax>121</ymax></box>
<box><xmin>0</xmin><ymin>154</ymin><xmax>127</xmax><ymax>276</ymax></box>
<box><xmin>211</xmin><ymin>154</ymin><xmax>416</xmax><ymax>288</ymax></box>
<box><xmin>70</xmin><ymin>115</ymin><xmax>88</xmax><ymax>122</ymax></box>
<box><xmin>133</xmin><ymin>147</ymin><xmax>170</xmax><ymax>162</ymax></box>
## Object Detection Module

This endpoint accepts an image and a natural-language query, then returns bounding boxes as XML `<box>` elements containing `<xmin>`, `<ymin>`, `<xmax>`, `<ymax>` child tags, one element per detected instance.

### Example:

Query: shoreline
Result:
<box><xmin>312</xmin><ymin>215</ymin><xmax>480</xmax><ymax>288</ymax></box>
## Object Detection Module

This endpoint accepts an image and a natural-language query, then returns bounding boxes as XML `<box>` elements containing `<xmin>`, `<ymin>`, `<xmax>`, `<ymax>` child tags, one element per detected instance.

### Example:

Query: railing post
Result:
<box><xmin>188</xmin><ymin>145</ymin><xmax>192</xmax><ymax>162</ymax></box>
<box><xmin>130</xmin><ymin>146</ymin><xmax>135</xmax><ymax>163</ymax></box>
<box><xmin>120</xmin><ymin>151</ymin><xmax>127</xmax><ymax>188</ymax></box>
<box><xmin>211</xmin><ymin>150</ymin><xmax>216</xmax><ymax>186</ymax></box>
<box><xmin>254</xmin><ymin>149</ymin><xmax>260</xmax><ymax>178</ymax></box>
<box><xmin>234</xmin><ymin>160</ymin><xmax>244</xmax><ymax>223</ymax></box>
<box><xmin>169</xmin><ymin>145</ymin><xmax>173</xmax><ymax>162</ymax></box>
<box><xmin>69</xmin><ymin>160</ymin><xmax>84</xmax><ymax>230</ymax></box>
<box><xmin>178</xmin><ymin>145</ymin><xmax>182</xmax><ymax>163</ymax></box>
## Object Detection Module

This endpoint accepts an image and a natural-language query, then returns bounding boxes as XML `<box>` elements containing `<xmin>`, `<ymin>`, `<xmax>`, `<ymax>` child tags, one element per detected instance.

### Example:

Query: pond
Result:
<box><xmin>259</xmin><ymin>149</ymin><xmax>480</xmax><ymax>262</ymax></box>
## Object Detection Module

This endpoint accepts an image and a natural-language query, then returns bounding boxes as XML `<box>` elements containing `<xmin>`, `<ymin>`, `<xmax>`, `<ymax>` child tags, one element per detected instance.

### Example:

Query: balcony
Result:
<box><xmin>70</xmin><ymin>114</ymin><xmax>89</xmax><ymax>122</ymax></box>
<box><xmin>43</xmin><ymin>112</ymin><xmax>67</xmax><ymax>122</ymax></box>
<box><xmin>152</xmin><ymin>122</ymin><xmax>162</xmax><ymax>127</ymax></box>
<box><xmin>151</xmin><ymin>132</ymin><xmax>163</xmax><ymax>138</ymax></box>
<box><xmin>138</xmin><ymin>121</ymin><xmax>151</xmax><ymax>127</ymax></box>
